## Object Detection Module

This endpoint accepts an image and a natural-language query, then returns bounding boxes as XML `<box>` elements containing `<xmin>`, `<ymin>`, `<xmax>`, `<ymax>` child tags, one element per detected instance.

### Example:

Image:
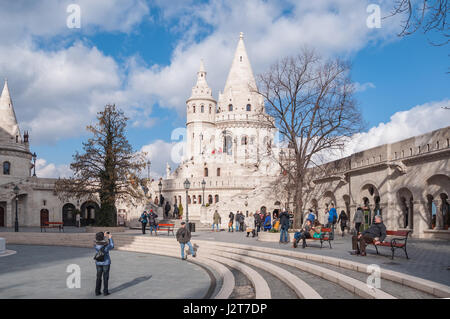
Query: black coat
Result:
<box><xmin>362</xmin><ymin>222</ymin><xmax>387</xmax><ymax>242</ymax></box>
<box><xmin>279</xmin><ymin>211</ymin><xmax>290</xmax><ymax>229</ymax></box>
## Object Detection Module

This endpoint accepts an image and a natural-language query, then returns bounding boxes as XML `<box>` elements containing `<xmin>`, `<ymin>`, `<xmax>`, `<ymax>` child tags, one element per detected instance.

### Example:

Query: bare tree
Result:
<box><xmin>386</xmin><ymin>0</ymin><xmax>449</xmax><ymax>45</ymax></box>
<box><xmin>55</xmin><ymin>104</ymin><xmax>147</xmax><ymax>226</ymax></box>
<box><xmin>253</xmin><ymin>48</ymin><xmax>364</xmax><ymax>228</ymax></box>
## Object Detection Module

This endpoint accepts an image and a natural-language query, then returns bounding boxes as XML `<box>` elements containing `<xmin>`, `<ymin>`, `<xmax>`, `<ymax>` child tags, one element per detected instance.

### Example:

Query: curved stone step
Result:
<box><xmin>209</xmin><ymin>247</ymin><xmax>394</xmax><ymax>299</ymax></box>
<box><xmin>204</xmin><ymin>254</ymin><xmax>271</xmax><ymax>299</ymax></box>
<box><xmin>209</xmin><ymin>251</ymin><xmax>322</xmax><ymax>299</ymax></box>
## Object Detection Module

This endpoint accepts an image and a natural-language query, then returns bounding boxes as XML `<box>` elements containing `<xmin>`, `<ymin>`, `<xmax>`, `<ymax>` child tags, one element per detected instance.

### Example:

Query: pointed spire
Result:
<box><xmin>188</xmin><ymin>59</ymin><xmax>214</xmax><ymax>101</ymax></box>
<box><xmin>0</xmin><ymin>79</ymin><xmax>21</xmax><ymax>143</ymax></box>
<box><xmin>199</xmin><ymin>59</ymin><xmax>206</xmax><ymax>73</ymax></box>
<box><xmin>223</xmin><ymin>32</ymin><xmax>257</xmax><ymax>95</ymax></box>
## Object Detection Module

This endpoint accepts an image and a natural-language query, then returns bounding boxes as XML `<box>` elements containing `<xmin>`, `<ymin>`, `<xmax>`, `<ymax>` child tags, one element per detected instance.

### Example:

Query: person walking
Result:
<box><xmin>337</xmin><ymin>210</ymin><xmax>349</xmax><ymax>237</ymax></box>
<box><xmin>354</xmin><ymin>207</ymin><xmax>364</xmax><ymax>234</ymax></box>
<box><xmin>235</xmin><ymin>211</ymin><xmax>240</xmax><ymax>232</ymax></box>
<box><xmin>326</xmin><ymin>203</ymin><xmax>338</xmax><ymax>239</ymax></box>
<box><xmin>173</xmin><ymin>204</ymin><xmax>179</xmax><ymax>219</ymax></box>
<box><xmin>148</xmin><ymin>209</ymin><xmax>158</xmax><ymax>236</ymax></box>
<box><xmin>239</xmin><ymin>212</ymin><xmax>245</xmax><ymax>232</ymax></box>
<box><xmin>245</xmin><ymin>212</ymin><xmax>255</xmax><ymax>237</ymax></box>
<box><xmin>94</xmin><ymin>231</ymin><xmax>114</xmax><ymax>296</ymax></box>
<box><xmin>254</xmin><ymin>210</ymin><xmax>261</xmax><ymax>235</ymax></box>
<box><xmin>139</xmin><ymin>211</ymin><xmax>149</xmax><ymax>234</ymax></box>
<box><xmin>176</xmin><ymin>222</ymin><xmax>196</xmax><ymax>260</ymax></box>
<box><xmin>76</xmin><ymin>212</ymin><xmax>81</xmax><ymax>228</ymax></box>
<box><xmin>351</xmin><ymin>215</ymin><xmax>386</xmax><ymax>256</ymax></box>
<box><xmin>279</xmin><ymin>209</ymin><xmax>290</xmax><ymax>244</ymax></box>
<box><xmin>228</xmin><ymin>212</ymin><xmax>234</xmax><ymax>232</ymax></box>
<box><xmin>212</xmin><ymin>210</ymin><xmax>221</xmax><ymax>232</ymax></box>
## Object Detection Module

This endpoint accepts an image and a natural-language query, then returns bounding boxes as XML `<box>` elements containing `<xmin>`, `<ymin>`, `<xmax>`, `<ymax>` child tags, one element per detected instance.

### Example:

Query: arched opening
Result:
<box><xmin>397</xmin><ymin>188</ymin><xmax>413</xmax><ymax>230</ymax></box>
<box><xmin>208</xmin><ymin>195</ymin><xmax>213</xmax><ymax>205</ymax></box>
<box><xmin>224</xmin><ymin>135</ymin><xmax>232</xmax><ymax>155</ymax></box>
<box><xmin>241</xmin><ymin>136</ymin><xmax>248</xmax><ymax>145</ymax></box>
<box><xmin>204</xmin><ymin>167</ymin><xmax>208</xmax><ymax>177</ymax></box>
<box><xmin>62</xmin><ymin>203</ymin><xmax>76</xmax><ymax>227</ymax></box>
<box><xmin>246</xmin><ymin>104</ymin><xmax>251</xmax><ymax>111</ymax></box>
<box><xmin>40</xmin><ymin>209</ymin><xmax>49</xmax><ymax>226</ymax></box>
<box><xmin>3</xmin><ymin>162</ymin><xmax>10</xmax><ymax>175</ymax></box>
<box><xmin>193</xmin><ymin>195</ymin><xmax>197</xmax><ymax>204</ymax></box>
<box><xmin>0</xmin><ymin>206</ymin><xmax>4</xmax><ymax>227</ymax></box>
<box><xmin>228</xmin><ymin>104</ymin><xmax>233</xmax><ymax>111</ymax></box>
<box><xmin>217</xmin><ymin>167</ymin><xmax>221</xmax><ymax>176</ymax></box>
<box><xmin>201</xmin><ymin>105</ymin><xmax>204</xmax><ymax>113</ymax></box>
<box><xmin>188</xmin><ymin>196</ymin><xmax>191</xmax><ymax>204</ymax></box>
<box><xmin>198</xmin><ymin>195</ymin><xmax>202</xmax><ymax>205</ymax></box>
<box><xmin>215</xmin><ymin>194</ymin><xmax>219</xmax><ymax>203</ymax></box>
<box><xmin>80</xmin><ymin>201</ymin><xmax>99</xmax><ymax>226</ymax></box>
<box><xmin>425</xmin><ymin>174</ymin><xmax>450</xmax><ymax>230</ymax></box>
<box><xmin>193</xmin><ymin>105</ymin><xmax>196</xmax><ymax>113</ymax></box>
<box><xmin>440</xmin><ymin>193</ymin><xmax>449</xmax><ymax>230</ymax></box>
<box><xmin>360</xmin><ymin>183</ymin><xmax>380</xmax><ymax>230</ymax></box>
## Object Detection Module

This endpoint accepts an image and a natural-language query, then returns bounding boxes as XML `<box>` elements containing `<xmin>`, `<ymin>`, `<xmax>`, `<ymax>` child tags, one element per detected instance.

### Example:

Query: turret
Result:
<box><xmin>185</xmin><ymin>61</ymin><xmax>217</xmax><ymax>161</ymax></box>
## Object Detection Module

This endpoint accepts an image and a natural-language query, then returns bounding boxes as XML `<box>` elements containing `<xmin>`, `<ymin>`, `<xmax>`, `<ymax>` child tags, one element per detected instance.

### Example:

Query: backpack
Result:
<box><xmin>94</xmin><ymin>245</ymin><xmax>106</xmax><ymax>262</ymax></box>
<box><xmin>307</xmin><ymin>213</ymin><xmax>315</xmax><ymax>222</ymax></box>
<box><xmin>332</xmin><ymin>212</ymin><xmax>337</xmax><ymax>224</ymax></box>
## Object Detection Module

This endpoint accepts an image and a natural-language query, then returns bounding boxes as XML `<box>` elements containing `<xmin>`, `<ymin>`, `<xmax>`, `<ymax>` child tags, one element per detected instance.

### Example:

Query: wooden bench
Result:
<box><xmin>371</xmin><ymin>230</ymin><xmax>411</xmax><ymax>259</ymax></box>
<box><xmin>293</xmin><ymin>227</ymin><xmax>333</xmax><ymax>249</ymax></box>
<box><xmin>40</xmin><ymin>222</ymin><xmax>64</xmax><ymax>232</ymax></box>
<box><xmin>157</xmin><ymin>223</ymin><xmax>175</xmax><ymax>236</ymax></box>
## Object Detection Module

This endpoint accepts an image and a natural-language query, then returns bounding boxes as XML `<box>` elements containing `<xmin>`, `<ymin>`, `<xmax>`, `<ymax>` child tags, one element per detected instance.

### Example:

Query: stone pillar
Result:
<box><xmin>407</xmin><ymin>199</ymin><xmax>413</xmax><ymax>231</ymax></box>
<box><xmin>0</xmin><ymin>238</ymin><xmax>5</xmax><ymax>254</ymax></box>
<box><xmin>6</xmin><ymin>201</ymin><xmax>12</xmax><ymax>228</ymax></box>
<box><xmin>435</xmin><ymin>200</ymin><xmax>444</xmax><ymax>230</ymax></box>
<box><xmin>414</xmin><ymin>200</ymin><xmax>428</xmax><ymax>238</ymax></box>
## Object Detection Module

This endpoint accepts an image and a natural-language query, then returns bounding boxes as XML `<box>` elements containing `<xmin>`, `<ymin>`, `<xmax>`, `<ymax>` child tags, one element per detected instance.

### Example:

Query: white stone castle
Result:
<box><xmin>0</xmin><ymin>33</ymin><xmax>449</xmax><ymax>239</ymax></box>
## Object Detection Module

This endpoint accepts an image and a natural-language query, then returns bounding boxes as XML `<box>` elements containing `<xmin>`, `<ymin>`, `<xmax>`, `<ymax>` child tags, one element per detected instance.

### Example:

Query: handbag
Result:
<box><xmin>94</xmin><ymin>245</ymin><xmax>106</xmax><ymax>262</ymax></box>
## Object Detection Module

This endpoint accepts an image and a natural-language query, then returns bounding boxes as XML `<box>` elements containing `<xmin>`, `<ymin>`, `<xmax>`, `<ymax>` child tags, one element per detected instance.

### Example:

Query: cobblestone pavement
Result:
<box><xmin>0</xmin><ymin>244</ymin><xmax>211</xmax><ymax>299</ymax></box>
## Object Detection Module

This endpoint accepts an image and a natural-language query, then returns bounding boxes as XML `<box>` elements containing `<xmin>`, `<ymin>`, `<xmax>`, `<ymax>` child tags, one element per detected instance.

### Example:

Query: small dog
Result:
<box><xmin>186</xmin><ymin>243</ymin><xmax>199</xmax><ymax>256</ymax></box>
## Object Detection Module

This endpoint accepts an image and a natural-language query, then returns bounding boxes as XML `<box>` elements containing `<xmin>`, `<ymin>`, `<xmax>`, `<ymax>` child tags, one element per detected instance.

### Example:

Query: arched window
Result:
<box><xmin>208</xmin><ymin>195</ymin><xmax>213</xmax><ymax>204</ymax></box>
<box><xmin>246</xmin><ymin>104</ymin><xmax>251</xmax><ymax>111</ymax></box>
<box><xmin>241</xmin><ymin>136</ymin><xmax>248</xmax><ymax>145</ymax></box>
<box><xmin>193</xmin><ymin>105</ymin><xmax>196</xmax><ymax>113</ymax></box>
<box><xmin>204</xmin><ymin>167</ymin><xmax>208</xmax><ymax>177</ymax></box>
<box><xmin>3</xmin><ymin>162</ymin><xmax>10</xmax><ymax>175</ymax></box>
<box><xmin>209</xmin><ymin>106</ymin><xmax>212</xmax><ymax>114</ymax></box>
<box><xmin>193</xmin><ymin>195</ymin><xmax>197</xmax><ymax>204</ymax></box>
<box><xmin>224</xmin><ymin>135</ymin><xmax>232</xmax><ymax>155</ymax></box>
<box><xmin>198</xmin><ymin>195</ymin><xmax>202</xmax><ymax>205</ymax></box>
<box><xmin>217</xmin><ymin>168</ymin><xmax>221</xmax><ymax>177</ymax></box>
<box><xmin>201</xmin><ymin>105</ymin><xmax>204</xmax><ymax>113</ymax></box>
<box><xmin>215</xmin><ymin>194</ymin><xmax>219</xmax><ymax>203</ymax></box>
<box><xmin>188</xmin><ymin>196</ymin><xmax>191</xmax><ymax>204</ymax></box>
<box><xmin>228</xmin><ymin>104</ymin><xmax>233</xmax><ymax>111</ymax></box>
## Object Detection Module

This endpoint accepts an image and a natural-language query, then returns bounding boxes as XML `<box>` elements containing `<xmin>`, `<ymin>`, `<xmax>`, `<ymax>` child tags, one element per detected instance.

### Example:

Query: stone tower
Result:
<box><xmin>0</xmin><ymin>79</ymin><xmax>32</xmax><ymax>178</ymax></box>
<box><xmin>185</xmin><ymin>60</ymin><xmax>217</xmax><ymax>162</ymax></box>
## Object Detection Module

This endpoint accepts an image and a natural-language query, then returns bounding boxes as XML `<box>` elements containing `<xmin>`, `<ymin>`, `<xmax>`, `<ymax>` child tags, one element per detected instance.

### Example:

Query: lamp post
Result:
<box><xmin>184</xmin><ymin>178</ymin><xmax>191</xmax><ymax>224</ymax></box>
<box><xmin>13</xmin><ymin>185</ymin><xmax>19</xmax><ymax>232</ymax></box>
<box><xmin>32</xmin><ymin>152</ymin><xmax>37</xmax><ymax>177</ymax></box>
<box><xmin>158</xmin><ymin>180</ymin><xmax>162</xmax><ymax>206</ymax></box>
<box><xmin>201</xmin><ymin>179</ymin><xmax>206</xmax><ymax>206</ymax></box>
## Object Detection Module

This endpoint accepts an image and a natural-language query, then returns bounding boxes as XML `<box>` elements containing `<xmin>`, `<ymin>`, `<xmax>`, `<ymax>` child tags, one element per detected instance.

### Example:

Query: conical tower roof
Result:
<box><xmin>0</xmin><ymin>79</ymin><xmax>22</xmax><ymax>144</ymax></box>
<box><xmin>187</xmin><ymin>60</ymin><xmax>215</xmax><ymax>102</ymax></box>
<box><xmin>223</xmin><ymin>32</ymin><xmax>257</xmax><ymax>95</ymax></box>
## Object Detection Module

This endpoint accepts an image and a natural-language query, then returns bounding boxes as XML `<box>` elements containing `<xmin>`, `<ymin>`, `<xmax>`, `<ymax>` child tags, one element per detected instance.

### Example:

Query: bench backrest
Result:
<box><xmin>158</xmin><ymin>223</ymin><xmax>174</xmax><ymax>227</ymax></box>
<box><xmin>321</xmin><ymin>227</ymin><xmax>332</xmax><ymax>233</ymax></box>
<box><xmin>386</xmin><ymin>230</ymin><xmax>410</xmax><ymax>237</ymax></box>
<box><xmin>45</xmin><ymin>222</ymin><xmax>63</xmax><ymax>225</ymax></box>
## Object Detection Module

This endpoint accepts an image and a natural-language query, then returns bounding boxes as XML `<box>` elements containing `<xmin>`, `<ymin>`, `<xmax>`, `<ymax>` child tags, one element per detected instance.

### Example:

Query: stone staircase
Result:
<box><xmin>1</xmin><ymin>232</ymin><xmax>449</xmax><ymax>299</ymax></box>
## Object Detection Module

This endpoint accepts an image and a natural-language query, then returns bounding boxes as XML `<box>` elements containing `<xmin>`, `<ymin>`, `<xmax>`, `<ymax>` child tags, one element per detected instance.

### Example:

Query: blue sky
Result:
<box><xmin>0</xmin><ymin>0</ymin><xmax>448</xmax><ymax>178</ymax></box>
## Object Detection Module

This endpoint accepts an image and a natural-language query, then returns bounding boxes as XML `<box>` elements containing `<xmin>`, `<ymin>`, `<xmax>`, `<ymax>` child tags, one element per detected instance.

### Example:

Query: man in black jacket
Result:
<box><xmin>351</xmin><ymin>215</ymin><xmax>386</xmax><ymax>256</ymax></box>
<box><xmin>176</xmin><ymin>222</ymin><xmax>196</xmax><ymax>260</ymax></box>
<box><xmin>228</xmin><ymin>212</ymin><xmax>234</xmax><ymax>232</ymax></box>
<box><xmin>279</xmin><ymin>210</ymin><xmax>290</xmax><ymax>244</ymax></box>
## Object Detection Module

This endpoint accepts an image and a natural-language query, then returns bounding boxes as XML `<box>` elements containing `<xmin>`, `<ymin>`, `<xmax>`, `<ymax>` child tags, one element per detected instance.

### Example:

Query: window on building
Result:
<box><xmin>437</xmin><ymin>141</ymin><xmax>440</xmax><ymax>149</ymax></box>
<box><xmin>224</xmin><ymin>135</ymin><xmax>233</xmax><ymax>155</ymax></box>
<box><xmin>228</xmin><ymin>104</ymin><xmax>233</xmax><ymax>111</ymax></box>
<box><xmin>209</xmin><ymin>106</ymin><xmax>212</xmax><ymax>114</ymax></box>
<box><xmin>3</xmin><ymin>162</ymin><xmax>10</xmax><ymax>175</ymax></box>
<box><xmin>217</xmin><ymin>168</ymin><xmax>221</xmax><ymax>176</ymax></box>
<box><xmin>215</xmin><ymin>194</ymin><xmax>219</xmax><ymax>203</ymax></box>
<box><xmin>204</xmin><ymin>167</ymin><xmax>208</xmax><ymax>177</ymax></box>
<box><xmin>193</xmin><ymin>195</ymin><xmax>197</xmax><ymax>204</ymax></box>
<box><xmin>193</xmin><ymin>105</ymin><xmax>196</xmax><ymax>113</ymax></box>
<box><xmin>188</xmin><ymin>196</ymin><xmax>191</xmax><ymax>204</ymax></box>
<box><xmin>246</xmin><ymin>104</ymin><xmax>251</xmax><ymax>111</ymax></box>
<box><xmin>201</xmin><ymin>105</ymin><xmax>204</xmax><ymax>113</ymax></box>
<box><xmin>241</xmin><ymin>136</ymin><xmax>248</xmax><ymax>145</ymax></box>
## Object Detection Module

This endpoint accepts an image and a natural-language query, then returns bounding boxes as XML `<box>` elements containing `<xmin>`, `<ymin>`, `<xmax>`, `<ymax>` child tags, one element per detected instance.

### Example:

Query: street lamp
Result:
<box><xmin>184</xmin><ymin>178</ymin><xmax>191</xmax><ymax>224</ymax></box>
<box><xmin>32</xmin><ymin>152</ymin><xmax>37</xmax><ymax>177</ymax></box>
<box><xmin>201</xmin><ymin>179</ymin><xmax>206</xmax><ymax>206</ymax></box>
<box><xmin>158</xmin><ymin>180</ymin><xmax>163</xmax><ymax>206</ymax></box>
<box><xmin>13</xmin><ymin>185</ymin><xmax>19</xmax><ymax>232</ymax></box>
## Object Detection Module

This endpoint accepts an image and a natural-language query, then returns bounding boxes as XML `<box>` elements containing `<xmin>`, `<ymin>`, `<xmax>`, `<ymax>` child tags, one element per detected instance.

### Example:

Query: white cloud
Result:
<box><xmin>35</xmin><ymin>158</ymin><xmax>73</xmax><ymax>178</ymax></box>
<box><xmin>342</xmin><ymin>99</ymin><xmax>450</xmax><ymax>157</ymax></box>
<box><xmin>140</xmin><ymin>139</ymin><xmax>182</xmax><ymax>179</ymax></box>
<box><xmin>354</xmin><ymin>82</ymin><xmax>376</xmax><ymax>92</ymax></box>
